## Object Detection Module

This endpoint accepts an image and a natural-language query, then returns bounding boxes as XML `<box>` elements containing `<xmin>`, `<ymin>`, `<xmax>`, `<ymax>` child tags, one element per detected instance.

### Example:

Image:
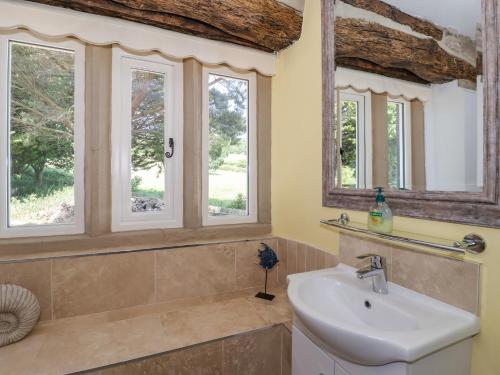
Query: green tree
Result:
<box><xmin>387</xmin><ymin>102</ymin><xmax>400</xmax><ymax>188</ymax></box>
<box><xmin>130</xmin><ymin>71</ymin><xmax>166</xmax><ymax>173</ymax></box>
<box><xmin>208</xmin><ymin>75</ymin><xmax>247</xmax><ymax>171</ymax></box>
<box><xmin>10</xmin><ymin>43</ymin><xmax>75</xmax><ymax>190</ymax></box>
<box><xmin>340</xmin><ymin>100</ymin><xmax>357</xmax><ymax>187</ymax></box>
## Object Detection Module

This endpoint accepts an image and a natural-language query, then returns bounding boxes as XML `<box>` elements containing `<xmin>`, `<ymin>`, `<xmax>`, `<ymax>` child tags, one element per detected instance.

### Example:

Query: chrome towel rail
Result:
<box><xmin>321</xmin><ymin>213</ymin><xmax>486</xmax><ymax>255</ymax></box>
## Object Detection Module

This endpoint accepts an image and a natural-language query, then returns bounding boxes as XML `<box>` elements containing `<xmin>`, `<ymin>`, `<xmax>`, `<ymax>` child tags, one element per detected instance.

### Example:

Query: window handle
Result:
<box><xmin>165</xmin><ymin>138</ymin><xmax>174</xmax><ymax>158</ymax></box>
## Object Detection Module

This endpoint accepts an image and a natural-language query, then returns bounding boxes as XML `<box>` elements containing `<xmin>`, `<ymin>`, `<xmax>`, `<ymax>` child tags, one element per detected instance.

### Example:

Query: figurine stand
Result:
<box><xmin>255</xmin><ymin>268</ymin><xmax>275</xmax><ymax>301</ymax></box>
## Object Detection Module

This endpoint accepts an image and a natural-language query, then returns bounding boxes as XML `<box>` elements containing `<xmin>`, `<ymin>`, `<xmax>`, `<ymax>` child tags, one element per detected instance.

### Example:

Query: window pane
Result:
<box><xmin>340</xmin><ymin>100</ymin><xmax>358</xmax><ymax>188</ymax></box>
<box><xmin>9</xmin><ymin>42</ymin><xmax>76</xmax><ymax>226</ymax></box>
<box><xmin>130</xmin><ymin>69</ymin><xmax>166</xmax><ymax>213</ymax></box>
<box><xmin>208</xmin><ymin>74</ymin><xmax>249</xmax><ymax>217</ymax></box>
<box><xmin>387</xmin><ymin>102</ymin><xmax>403</xmax><ymax>189</ymax></box>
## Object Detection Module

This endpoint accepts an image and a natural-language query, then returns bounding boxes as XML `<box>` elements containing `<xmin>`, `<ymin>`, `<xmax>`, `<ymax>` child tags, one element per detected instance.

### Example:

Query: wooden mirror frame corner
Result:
<box><xmin>322</xmin><ymin>0</ymin><xmax>500</xmax><ymax>227</ymax></box>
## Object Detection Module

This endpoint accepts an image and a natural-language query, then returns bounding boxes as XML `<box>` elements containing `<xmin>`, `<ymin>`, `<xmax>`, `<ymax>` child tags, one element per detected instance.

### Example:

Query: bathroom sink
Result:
<box><xmin>287</xmin><ymin>264</ymin><xmax>480</xmax><ymax>366</ymax></box>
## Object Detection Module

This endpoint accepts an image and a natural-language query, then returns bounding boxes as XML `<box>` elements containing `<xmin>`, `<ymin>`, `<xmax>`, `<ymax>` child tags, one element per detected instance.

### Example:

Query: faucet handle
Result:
<box><xmin>356</xmin><ymin>254</ymin><xmax>384</xmax><ymax>269</ymax></box>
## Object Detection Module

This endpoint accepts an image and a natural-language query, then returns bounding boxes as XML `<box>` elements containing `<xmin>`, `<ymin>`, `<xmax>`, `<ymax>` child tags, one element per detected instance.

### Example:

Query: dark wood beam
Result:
<box><xmin>26</xmin><ymin>0</ymin><xmax>303</xmax><ymax>52</ymax></box>
<box><xmin>341</xmin><ymin>0</ymin><xmax>443</xmax><ymax>40</ymax></box>
<box><xmin>335</xmin><ymin>18</ymin><xmax>478</xmax><ymax>84</ymax></box>
<box><xmin>336</xmin><ymin>57</ymin><xmax>430</xmax><ymax>84</ymax></box>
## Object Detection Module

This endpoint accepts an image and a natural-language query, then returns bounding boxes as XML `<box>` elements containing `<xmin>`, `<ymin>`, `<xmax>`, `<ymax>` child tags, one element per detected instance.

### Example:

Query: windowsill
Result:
<box><xmin>0</xmin><ymin>223</ymin><xmax>272</xmax><ymax>262</ymax></box>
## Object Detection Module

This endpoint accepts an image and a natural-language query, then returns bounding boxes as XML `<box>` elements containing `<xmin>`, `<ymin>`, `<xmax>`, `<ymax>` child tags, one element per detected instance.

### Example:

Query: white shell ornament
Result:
<box><xmin>0</xmin><ymin>284</ymin><xmax>40</xmax><ymax>347</ymax></box>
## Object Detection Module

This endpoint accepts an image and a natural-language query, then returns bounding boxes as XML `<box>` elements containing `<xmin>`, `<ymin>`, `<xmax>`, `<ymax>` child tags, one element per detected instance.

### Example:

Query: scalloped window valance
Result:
<box><xmin>0</xmin><ymin>0</ymin><xmax>277</xmax><ymax>76</ymax></box>
<box><xmin>335</xmin><ymin>67</ymin><xmax>432</xmax><ymax>102</ymax></box>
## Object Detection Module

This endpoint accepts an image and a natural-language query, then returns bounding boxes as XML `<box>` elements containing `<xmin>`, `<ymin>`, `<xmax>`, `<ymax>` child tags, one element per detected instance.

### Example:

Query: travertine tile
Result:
<box><xmin>235</xmin><ymin>240</ymin><xmax>278</xmax><ymax>289</ymax></box>
<box><xmin>286</xmin><ymin>240</ymin><xmax>297</xmax><ymax>275</ymax></box>
<box><xmin>0</xmin><ymin>325</ymin><xmax>47</xmax><ymax>375</ymax></box>
<box><xmin>0</xmin><ymin>260</ymin><xmax>52</xmax><ymax>321</ymax></box>
<box><xmin>159</xmin><ymin>298</ymin><xmax>267</xmax><ymax>350</ymax></box>
<box><xmin>339</xmin><ymin>234</ymin><xmax>393</xmax><ymax>279</ymax></box>
<box><xmin>305</xmin><ymin>246</ymin><xmax>316</xmax><ymax>272</ymax></box>
<box><xmin>324</xmin><ymin>251</ymin><xmax>339</xmax><ymax>268</ymax></box>
<box><xmin>52</xmin><ymin>252</ymin><xmax>155</xmax><ymax>318</ymax></box>
<box><xmin>282</xmin><ymin>325</ymin><xmax>292</xmax><ymax>375</ymax></box>
<box><xmin>277</xmin><ymin>238</ymin><xmax>288</xmax><ymax>285</ymax></box>
<box><xmin>223</xmin><ymin>325</ymin><xmax>282</xmax><ymax>375</ymax></box>
<box><xmin>155</xmin><ymin>244</ymin><xmax>236</xmax><ymax>302</ymax></box>
<box><xmin>391</xmin><ymin>249</ymin><xmax>480</xmax><ymax>313</ymax></box>
<box><xmin>247</xmin><ymin>290</ymin><xmax>293</xmax><ymax>325</ymax></box>
<box><xmin>36</xmin><ymin>315</ymin><xmax>168</xmax><ymax>374</ymax></box>
<box><xmin>296</xmin><ymin>243</ymin><xmax>306</xmax><ymax>273</ymax></box>
<box><xmin>98</xmin><ymin>341</ymin><xmax>223</xmax><ymax>375</ymax></box>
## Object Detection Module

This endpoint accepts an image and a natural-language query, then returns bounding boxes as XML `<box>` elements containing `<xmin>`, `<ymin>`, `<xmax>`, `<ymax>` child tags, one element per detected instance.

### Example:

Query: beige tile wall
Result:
<box><xmin>85</xmin><ymin>325</ymin><xmax>290</xmax><ymax>375</ymax></box>
<box><xmin>1</xmin><ymin>233</ymin><xmax>476</xmax><ymax>324</ymax></box>
<box><xmin>0</xmin><ymin>238</ymin><xmax>282</xmax><ymax>321</ymax></box>
<box><xmin>339</xmin><ymin>233</ymin><xmax>481</xmax><ymax>314</ymax></box>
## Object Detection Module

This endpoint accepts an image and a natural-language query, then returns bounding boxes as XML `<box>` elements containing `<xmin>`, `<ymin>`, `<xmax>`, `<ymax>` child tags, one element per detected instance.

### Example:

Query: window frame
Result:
<box><xmin>0</xmin><ymin>31</ymin><xmax>85</xmax><ymax>238</ymax></box>
<box><xmin>387</xmin><ymin>98</ymin><xmax>412</xmax><ymax>190</ymax></box>
<box><xmin>111</xmin><ymin>47</ymin><xmax>184</xmax><ymax>232</ymax></box>
<box><xmin>337</xmin><ymin>89</ymin><xmax>372</xmax><ymax>189</ymax></box>
<box><xmin>202</xmin><ymin>66</ymin><xmax>258</xmax><ymax>226</ymax></box>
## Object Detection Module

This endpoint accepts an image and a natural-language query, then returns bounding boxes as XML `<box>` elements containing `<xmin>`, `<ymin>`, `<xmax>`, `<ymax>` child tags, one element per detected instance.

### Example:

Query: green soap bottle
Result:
<box><xmin>367</xmin><ymin>187</ymin><xmax>393</xmax><ymax>234</ymax></box>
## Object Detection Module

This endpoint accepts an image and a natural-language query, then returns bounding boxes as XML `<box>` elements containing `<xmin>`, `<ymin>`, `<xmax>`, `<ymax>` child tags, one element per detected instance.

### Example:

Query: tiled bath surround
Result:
<box><xmin>0</xmin><ymin>237</ymin><xmax>338</xmax><ymax>322</ymax></box>
<box><xmin>0</xmin><ymin>239</ymin><xmax>281</xmax><ymax>321</ymax></box>
<box><xmin>85</xmin><ymin>325</ymin><xmax>292</xmax><ymax>375</ymax></box>
<box><xmin>0</xmin><ymin>234</ymin><xmax>480</xmax><ymax>374</ymax></box>
<box><xmin>0</xmin><ymin>235</ymin><xmax>479</xmax><ymax>322</ymax></box>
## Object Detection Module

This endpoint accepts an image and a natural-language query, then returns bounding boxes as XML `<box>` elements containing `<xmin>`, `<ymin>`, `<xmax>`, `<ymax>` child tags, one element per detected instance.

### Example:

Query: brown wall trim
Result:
<box><xmin>85</xmin><ymin>45</ymin><xmax>112</xmax><ymax>236</ymax></box>
<box><xmin>183</xmin><ymin>58</ymin><xmax>203</xmax><ymax>228</ymax></box>
<box><xmin>257</xmin><ymin>74</ymin><xmax>272</xmax><ymax>224</ymax></box>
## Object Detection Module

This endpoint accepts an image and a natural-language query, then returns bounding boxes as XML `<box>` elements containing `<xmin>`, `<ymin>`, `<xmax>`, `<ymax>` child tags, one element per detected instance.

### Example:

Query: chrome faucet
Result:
<box><xmin>356</xmin><ymin>254</ymin><xmax>388</xmax><ymax>294</ymax></box>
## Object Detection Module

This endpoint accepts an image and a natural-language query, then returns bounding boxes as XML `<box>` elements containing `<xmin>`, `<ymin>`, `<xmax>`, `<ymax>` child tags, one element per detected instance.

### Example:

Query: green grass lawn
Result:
<box><xmin>10</xmin><ymin>186</ymin><xmax>75</xmax><ymax>226</ymax></box>
<box><xmin>10</xmin><ymin>153</ymin><xmax>248</xmax><ymax>225</ymax></box>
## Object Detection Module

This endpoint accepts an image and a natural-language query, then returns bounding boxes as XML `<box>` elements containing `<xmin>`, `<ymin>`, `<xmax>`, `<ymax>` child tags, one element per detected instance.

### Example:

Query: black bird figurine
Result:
<box><xmin>255</xmin><ymin>242</ymin><xmax>279</xmax><ymax>301</ymax></box>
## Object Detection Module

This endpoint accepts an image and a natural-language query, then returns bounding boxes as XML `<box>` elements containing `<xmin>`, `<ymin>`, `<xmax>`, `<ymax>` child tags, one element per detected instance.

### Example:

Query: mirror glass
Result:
<box><xmin>334</xmin><ymin>0</ymin><xmax>483</xmax><ymax>192</ymax></box>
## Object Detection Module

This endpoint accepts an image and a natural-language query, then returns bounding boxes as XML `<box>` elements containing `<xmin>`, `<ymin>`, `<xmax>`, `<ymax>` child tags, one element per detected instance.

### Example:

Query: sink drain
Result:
<box><xmin>364</xmin><ymin>300</ymin><xmax>372</xmax><ymax>309</ymax></box>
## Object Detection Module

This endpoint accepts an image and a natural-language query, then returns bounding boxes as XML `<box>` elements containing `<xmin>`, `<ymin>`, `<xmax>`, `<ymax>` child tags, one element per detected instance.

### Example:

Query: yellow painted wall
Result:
<box><xmin>271</xmin><ymin>1</ymin><xmax>500</xmax><ymax>374</ymax></box>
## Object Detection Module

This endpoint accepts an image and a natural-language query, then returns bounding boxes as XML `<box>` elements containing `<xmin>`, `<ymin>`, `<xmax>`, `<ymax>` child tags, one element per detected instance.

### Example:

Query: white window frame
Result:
<box><xmin>388</xmin><ymin>98</ymin><xmax>412</xmax><ymax>190</ymax></box>
<box><xmin>202</xmin><ymin>66</ymin><xmax>257</xmax><ymax>226</ymax></box>
<box><xmin>0</xmin><ymin>31</ymin><xmax>85</xmax><ymax>238</ymax></box>
<box><xmin>111</xmin><ymin>47</ymin><xmax>183</xmax><ymax>232</ymax></box>
<box><xmin>338</xmin><ymin>89</ymin><xmax>373</xmax><ymax>189</ymax></box>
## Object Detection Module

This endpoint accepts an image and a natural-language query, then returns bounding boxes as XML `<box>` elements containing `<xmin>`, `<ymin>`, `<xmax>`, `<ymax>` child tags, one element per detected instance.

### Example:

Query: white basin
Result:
<box><xmin>287</xmin><ymin>264</ymin><xmax>480</xmax><ymax>366</ymax></box>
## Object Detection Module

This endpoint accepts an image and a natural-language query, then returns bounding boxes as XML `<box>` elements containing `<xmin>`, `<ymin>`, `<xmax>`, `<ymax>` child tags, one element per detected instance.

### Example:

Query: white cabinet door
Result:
<box><xmin>292</xmin><ymin>327</ymin><xmax>334</xmax><ymax>375</ymax></box>
<box><xmin>335</xmin><ymin>363</ymin><xmax>352</xmax><ymax>375</ymax></box>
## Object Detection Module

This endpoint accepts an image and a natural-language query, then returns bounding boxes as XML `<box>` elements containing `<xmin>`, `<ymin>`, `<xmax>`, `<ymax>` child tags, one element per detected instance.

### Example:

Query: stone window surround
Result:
<box><xmin>0</xmin><ymin>42</ymin><xmax>272</xmax><ymax>260</ymax></box>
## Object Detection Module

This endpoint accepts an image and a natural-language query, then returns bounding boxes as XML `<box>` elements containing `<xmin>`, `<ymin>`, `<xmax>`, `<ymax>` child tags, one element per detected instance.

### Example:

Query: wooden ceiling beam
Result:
<box><xmin>26</xmin><ymin>0</ymin><xmax>303</xmax><ymax>52</ymax></box>
<box><xmin>335</xmin><ymin>57</ymin><xmax>430</xmax><ymax>84</ymax></box>
<box><xmin>335</xmin><ymin>18</ymin><xmax>478</xmax><ymax>84</ymax></box>
<box><xmin>341</xmin><ymin>0</ymin><xmax>443</xmax><ymax>40</ymax></box>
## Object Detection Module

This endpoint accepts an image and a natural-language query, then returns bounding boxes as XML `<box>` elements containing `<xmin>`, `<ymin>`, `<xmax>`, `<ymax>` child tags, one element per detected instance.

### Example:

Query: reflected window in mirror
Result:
<box><xmin>333</xmin><ymin>0</ymin><xmax>484</xmax><ymax>193</ymax></box>
<box><xmin>336</xmin><ymin>90</ymin><xmax>371</xmax><ymax>189</ymax></box>
<box><xmin>387</xmin><ymin>99</ymin><xmax>411</xmax><ymax>191</ymax></box>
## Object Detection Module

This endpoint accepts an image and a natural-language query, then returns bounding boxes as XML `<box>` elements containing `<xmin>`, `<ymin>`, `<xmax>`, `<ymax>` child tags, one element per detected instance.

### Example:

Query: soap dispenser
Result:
<box><xmin>367</xmin><ymin>187</ymin><xmax>393</xmax><ymax>234</ymax></box>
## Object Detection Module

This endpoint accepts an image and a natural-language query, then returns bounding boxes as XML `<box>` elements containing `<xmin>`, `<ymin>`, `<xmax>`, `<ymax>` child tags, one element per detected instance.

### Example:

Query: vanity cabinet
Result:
<box><xmin>292</xmin><ymin>325</ymin><xmax>472</xmax><ymax>375</ymax></box>
<box><xmin>292</xmin><ymin>326</ymin><xmax>334</xmax><ymax>375</ymax></box>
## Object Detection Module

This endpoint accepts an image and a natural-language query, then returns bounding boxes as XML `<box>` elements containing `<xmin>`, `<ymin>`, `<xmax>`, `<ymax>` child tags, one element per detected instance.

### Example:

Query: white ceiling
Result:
<box><xmin>382</xmin><ymin>0</ymin><xmax>481</xmax><ymax>38</ymax></box>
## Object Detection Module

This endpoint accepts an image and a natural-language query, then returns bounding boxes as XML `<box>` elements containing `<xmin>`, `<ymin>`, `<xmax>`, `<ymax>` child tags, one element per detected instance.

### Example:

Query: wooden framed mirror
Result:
<box><xmin>322</xmin><ymin>0</ymin><xmax>499</xmax><ymax>227</ymax></box>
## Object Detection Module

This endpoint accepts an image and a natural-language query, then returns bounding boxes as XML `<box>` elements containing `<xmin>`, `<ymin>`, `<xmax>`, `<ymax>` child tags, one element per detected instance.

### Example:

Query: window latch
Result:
<box><xmin>165</xmin><ymin>138</ymin><xmax>174</xmax><ymax>158</ymax></box>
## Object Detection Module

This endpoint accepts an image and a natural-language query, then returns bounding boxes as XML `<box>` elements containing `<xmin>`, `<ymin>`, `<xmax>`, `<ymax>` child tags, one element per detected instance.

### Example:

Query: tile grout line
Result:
<box><xmin>50</xmin><ymin>259</ymin><xmax>54</xmax><ymax>321</ymax></box>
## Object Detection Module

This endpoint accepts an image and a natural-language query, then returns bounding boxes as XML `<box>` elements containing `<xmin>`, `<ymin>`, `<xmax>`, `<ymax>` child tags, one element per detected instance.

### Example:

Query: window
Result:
<box><xmin>0</xmin><ymin>32</ymin><xmax>85</xmax><ymax>238</ymax></box>
<box><xmin>111</xmin><ymin>48</ymin><xmax>183</xmax><ymax>231</ymax></box>
<box><xmin>336</xmin><ymin>90</ymin><xmax>372</xmax><ymax>189</ymax></box>
<box><xmin>387</xmin><ymin>99</ymin><xmax>412</xmax><ymax>190</ymax></box>
<box><xmin>202</xmin><ymin>66</ymin><xmax>257</xmax><ymax>225</ymax></box>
